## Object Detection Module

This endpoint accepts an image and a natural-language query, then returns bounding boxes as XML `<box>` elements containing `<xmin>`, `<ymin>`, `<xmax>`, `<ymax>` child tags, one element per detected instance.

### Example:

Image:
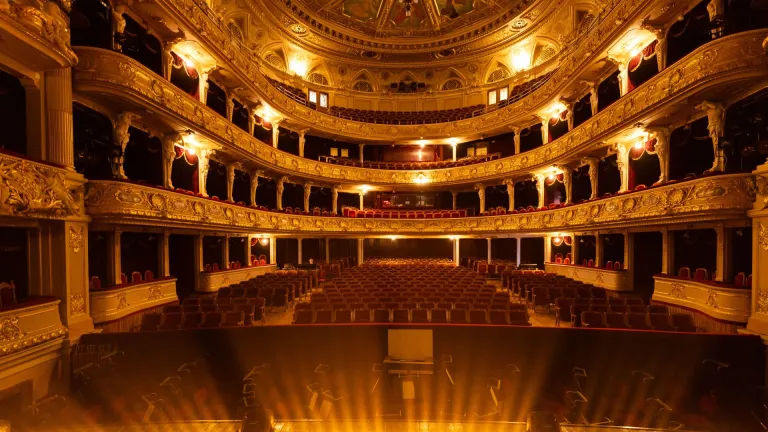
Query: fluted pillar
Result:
<box><xmin>487</xmin><ymin>238</ymin><xmax>492</xmax><ymax>264</ymax></box>
<box><xmin>359</xmin><ymin>144</ymin><xmax>365</xmax><ymax>163</ymax></box>
<box><xmin>45</xmin><ymin>68</ymin><xmax>74</xmax><ymax>169</ymax></box>
<box><xmin>516</xmin><ymin>238</ymin><xmax>522</xmax><ymax>267</ymax></box>
<box><xmin>297</xmin><ymin>238</ymin><xmax>303</xmax><ymax>265</ymax></box>
<box><xmin>715</xmin><ymin>223</ymin><xmax>731</xmax><ymax>282</ymax></box>
<box><xmin>595</xmin><ymin>233</ymin><xmax>604</xmax><ymax>268</ymax></box>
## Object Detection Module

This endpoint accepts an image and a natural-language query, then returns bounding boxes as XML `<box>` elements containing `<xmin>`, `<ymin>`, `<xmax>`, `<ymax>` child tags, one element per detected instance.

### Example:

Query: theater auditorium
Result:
<box><xmin>0</xmin><ymin>0</ymin><xmax>767</xmax><ymax>430</ymax></box>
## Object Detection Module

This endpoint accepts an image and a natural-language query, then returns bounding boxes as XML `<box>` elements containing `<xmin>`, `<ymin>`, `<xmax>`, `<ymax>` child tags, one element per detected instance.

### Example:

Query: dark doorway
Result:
<box><xmin>633</xmin><ymin>231</ymin><xmax>662</xmax><ymax>301</ymax></box>
<box><xmin>169</xmin><ymin>234</ymin><xmax>196</xmax><ymax>299</ymax></box>
<box><xmin>520</xmin><ymin>237</ymin><xmax>544</xmax><ymax>269</ymax></box>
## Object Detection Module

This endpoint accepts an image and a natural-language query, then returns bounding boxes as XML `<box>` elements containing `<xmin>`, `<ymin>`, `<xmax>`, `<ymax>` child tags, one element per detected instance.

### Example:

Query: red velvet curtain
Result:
<box><xmin>174</xmin><ymin>146</ymin><xmax>199</xmax><ymax>193</ymax></box>
<box><xmin>627</xmin><ymin>40</ymin><xmax>658</xmax><ymax>92</ymax></box>
<box><xmin>547</xmin><ymin>110</ymin><xmax>569</xmax><ymax>143</ymax></box>
<box><xmin>544</xmin><ymin>173</ymin><xmax>564</xmax><ymax>186</ymax></box>
<box><xmin>628</xmin><ymin>138</ymin><xmax>658</xmax><ymax>190</ymax></box>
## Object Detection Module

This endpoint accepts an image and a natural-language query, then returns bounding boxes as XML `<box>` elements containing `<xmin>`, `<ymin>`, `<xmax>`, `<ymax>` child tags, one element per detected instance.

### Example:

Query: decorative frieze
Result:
<box><xmin>85</xmin><ymin>173</ymin><xmax>754</xmax><ymax>235</ymax></box>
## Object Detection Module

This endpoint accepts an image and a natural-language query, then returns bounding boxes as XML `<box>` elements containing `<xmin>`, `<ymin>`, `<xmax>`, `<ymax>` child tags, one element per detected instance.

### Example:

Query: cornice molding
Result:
<box><xmin>84</xmin><ymin>174</ymin><xmax>755</xmax><ymax>236</ymax></box>
<box><xmin>73</xmin><ymin>31</ymin><xmax>768</xmax><ymax>187</ymax></box>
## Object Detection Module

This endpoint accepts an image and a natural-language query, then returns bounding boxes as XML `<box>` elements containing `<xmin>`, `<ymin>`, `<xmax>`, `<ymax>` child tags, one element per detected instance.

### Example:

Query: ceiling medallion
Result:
<box><xmin>511</xmin><ymin>19</ymin><xmax>528</xmax><ymax>29</ymax></box>
<box><xmin>290</xmin><ymin>24</ymin><xmax>307</xmax><ymax>35</ymax></box>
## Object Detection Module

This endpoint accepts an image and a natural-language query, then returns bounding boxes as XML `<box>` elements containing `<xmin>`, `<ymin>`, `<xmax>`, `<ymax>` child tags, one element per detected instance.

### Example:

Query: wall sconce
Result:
<box><xmin>552</xmin><ymin>235</ymin><xmax>564</xmax><ymax>246</ymax></box>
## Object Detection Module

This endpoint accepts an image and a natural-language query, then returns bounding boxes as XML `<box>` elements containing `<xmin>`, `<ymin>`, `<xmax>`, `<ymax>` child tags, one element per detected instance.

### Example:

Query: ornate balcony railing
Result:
<box><xmin>198</xmin><ymin>265</ymin><xmax>277</xmax><ymax>293</ymax></box>
<box><xmin>0</xmin><ymin>298</ymin><xmax>68</xmax><ymax>358</ymax></box>
<box><xmin>74</xmin><ymin>30</ymin><xmax>768</xmax><ymax>187</ymax></box>
<box><xmin>89</xmin><ymin>278</ymin><xmax>178</xmax><ymax>324</ymax></box>
<box><xmin>85</xmin><ymin>173</ymin><xmax>754</xmax><ymax>235</ymax></box>
<box><xmin>545</xmin><ymin>263</ymin><xmax>632</xmax><ymax>292</ymax></box>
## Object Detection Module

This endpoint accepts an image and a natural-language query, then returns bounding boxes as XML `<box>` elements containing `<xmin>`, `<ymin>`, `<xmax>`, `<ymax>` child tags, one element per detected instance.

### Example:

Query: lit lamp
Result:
<box><xmin>259</xmin><ymin>237</ymin><xmax>269</xmax><ymax>246</ymax></box>
<box><xmin>448</xmin><ymin>138</ymin><xmax>459</xmax><ymax>162</ymax></box>
<box><xmin>552</xmin><ymin>235</ymin><xmax>564</xmax><ymax>246</ymax></box>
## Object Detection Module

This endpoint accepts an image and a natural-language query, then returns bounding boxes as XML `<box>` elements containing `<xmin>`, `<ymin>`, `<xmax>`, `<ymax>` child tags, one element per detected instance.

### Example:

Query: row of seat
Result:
<box><xmin>555</xmin><ymin>300</ymin><xmax>665</xmax><ymax>326</ymax></box>
<box><xmin>578</xmin><ymin>311</ymin><xmax>696</xmax><ymax>332</ymax></box>
<box><xmin>341</xmin><ymin>208</ymin><xmax>469</xmax><ymax>218</ymax></box>
<box><xmin>329</xmin><ymin>105</ymin><xmax>485</xmax><ymax>125</ymax></box>
<box><xmin>140</xmin><ymin>306</ymin><xmax>260</xmax><ymax>331</ymax></box>
<box><xmin>319</xmin><ymin>153</ymin><xmax>500</xmax><ymax>170</ymax></box>
<box><xmin>293</xmin><ymin>307</ymin><xmax>530</xmax><ymax>325</ymax></box>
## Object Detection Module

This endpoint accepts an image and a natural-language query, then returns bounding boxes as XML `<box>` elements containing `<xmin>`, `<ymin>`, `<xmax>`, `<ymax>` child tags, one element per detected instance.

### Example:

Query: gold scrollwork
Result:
<box><xmin>147</xmin><ymin>286</ymin><xmax>163</xmax><ymax>301</ymax></box>
<box><xmin>0</xmin><ymin>154</ymin><xmax>81</xmax><ymax>218</ymax></box>
<box><xmin>70</xmin><ymin>292</ymin><xmax>86</xmax><ymax>315</ymax></box>
<box><xmin>116</xmin><ymin>293</ymin><xmax>129</xmax><ymax>310</ymax></box>
<box><xmin>0</xmin><ymin>317</ymin><xmax>22</xmax><ymax>343</ymax></box>
<box><xmin>69</xmin><ymin>227</ymin><xmax>84</xmax><ymax>253</ymax></box>
<box><xmin>669</xmin><ymin>284</ymin><xmax>686</xmax><ymax>299</ymax></box>
<box><xmin>760</xmin><ymin>223</ymin><xmax>768</xmax><ymax>252</ymax></box>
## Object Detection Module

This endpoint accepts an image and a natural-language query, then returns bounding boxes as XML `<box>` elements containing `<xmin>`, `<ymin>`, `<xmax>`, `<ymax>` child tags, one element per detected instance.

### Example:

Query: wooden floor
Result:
<box><xmin>263</xmin><ymin>279</ymin><xmax>560</xmax><ymax>328</ymax></box>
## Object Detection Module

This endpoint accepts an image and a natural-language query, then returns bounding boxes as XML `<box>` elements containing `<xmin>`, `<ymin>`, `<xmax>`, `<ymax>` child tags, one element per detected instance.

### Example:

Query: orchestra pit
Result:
<box><xmin>0</xmin><ymin>0</ymin><xmax>767</xmax><ymax>430</ymax></box>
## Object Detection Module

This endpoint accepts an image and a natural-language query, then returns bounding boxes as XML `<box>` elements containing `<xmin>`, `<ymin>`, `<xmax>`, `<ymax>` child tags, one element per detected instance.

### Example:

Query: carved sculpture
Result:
<box><xmin>581</xmin><ymin>157</ymin><xmax>600</xmax><ymax>200</ymax></box>
<box><xmin>250</xmin><ymin>169</ymin><xmax>262</xmax><ymax>207</ymax></box>
<box><xmin>226</xmin><ymin>163</ymin><xmax>236</xmax><ymax>202</ymax></box>
<box><xmin>111</xmin><ymin>5</ymin><xmax>127</xmax><ymax>49</ymax></box>
<box><xmin>646</xmin><ymin>126</ymin><xmax>671</xmax><ymax>185</ymax></box>
<box><xmin>533</xmin><ymin>174</ymin><xmax>546</xmax><ymax>208</ymax></box>
<box><xmin>276</xmin><ymin>176</ymin><xmax>287</xmax><ymax>210</ymax></box>
<box><xmin>0</xmin><ymin>154</ymin><xmax>80</xmax><ymax>217</ymax></box>
<box><xmin>474</xmin><ymin>183</ymin><xmax>486</xmax><ymax>213</ymax></box>
<box><xmin>615</xmin><ymin>143</ymin><xmax>631</xmax><ymax>192</ymax></box>
<box><xmin>162</xmin><ymin>134</ymin><xmax>177</xmax><ymax>189</ymax></box>
<box><xmin>303</xmin><ymin>181</ymin><xmax>313</xmax><ymax>213</ymax></box>
<box><xmin>557</xmin><ymin>166</ymin><xmax>573</xmax><ymax>204</ymax></box>
<box><xmin>198</xmin><ymin>149</ymin><xmax>211</xmax><ymax>197</ymax></box>
<box><xmin>112</xmin><ymin>112</ymin><xmax>140</xmax><ymax>179</ymax></box>
<box><xmin>331</xmin><ymin>185</ymin><xmax>339</xmax><ymax>214</ymax></box>
<box><xmin>697</xmin><ymin>101</ymin><xmax>726</xmax><ymax>173</ymax></box>
<box><xmin>503</xmin><ymin>179</ymin><xmax>515</xmax><ymax>211</ymax></box>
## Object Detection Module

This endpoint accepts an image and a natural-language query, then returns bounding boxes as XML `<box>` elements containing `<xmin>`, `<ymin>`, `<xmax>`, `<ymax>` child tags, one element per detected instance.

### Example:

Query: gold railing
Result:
<box><xmin>84</xmin><ymin>174</ymin><xmax>754</xmax><ymax>235</ymax></box>
<box><xmin>74</xmin><ymin>31</ymin><xmax>768</xmax><ymax>188</ymax></box>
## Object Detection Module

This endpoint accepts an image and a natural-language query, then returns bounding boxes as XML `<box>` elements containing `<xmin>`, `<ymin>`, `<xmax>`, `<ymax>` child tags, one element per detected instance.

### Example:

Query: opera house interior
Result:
<box><xmin>1</xmin><ymin>0</ymin><xmax>768</xmax><ymax>430</ymax></box>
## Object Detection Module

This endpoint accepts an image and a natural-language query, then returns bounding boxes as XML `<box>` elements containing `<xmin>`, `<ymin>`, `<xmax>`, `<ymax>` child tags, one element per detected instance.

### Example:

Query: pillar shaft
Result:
<box><xmin>516</xmin><ymin>238</ymin><xmax>522</xmax><ymax>267</ymax></box>
<box><xmin>325</xmin><ymin>238</ymin><xmax>331</xmax><ymax>264</ymax></box>
<box><xmin>595</xmin><ymin>234</ymin><xmax>604</xmax><ymax>268</ymax></box>
<box><xmin>454</xmin><ymin>239</ymin><xmax>460</xmax><ymax>267</ymax></box>
<box><xmin>222</xmin><ymin>235</ymin><xmax>230</xmax><ymax>269</ymax></box>
<box><xmin>269</xmin><ymin>236</ymin><xmax>277</xmax><ymax>266</ymax></box>
<box><xmin>158</xmin><ymin>231</ymin><xmax>170</xmax><ymax>277</ymax></box>
<box><xmin>297</xmin><ymin>238</ymin><xmax>303</xmax><ymax>265</ymax></box>
<box><xmin>623</xmin><ymin>232</ymin><xmax>634</xmax><ymax>271</ymax></box>
<box><xmin>245</xmin><ymin>236</ymin><xmax>252</xmax><ymax>267</ymax></box>
<box><xmin>194</xmin><ymin>234</ymin><xmax>204</xmax><ymax>291</ymax></box>
<box><xmin>359</xmin><ymin>193</ymin><xmax>364</xmax><ymax>210</ymax></box>
<box><xmin>544</xmin><ymin>235</ymin><xmax>552</xmax><ymax>264</ymax></box>
<box><xmin>45</xmin><ymin>68</ymin><xmax>74</xmax><ymax>168</ymax></box>
<box><xmin>715</xmin><ymin>224</ymin><xmax>732</xmax><ymax>282</ymax></box>
<box><xmin>571</xmin><ymin>235</ymin><xmax>579</xmax><ymax>265</ymax></box>
<box><xmin>109</xmin><ymin>231</ymin><xmax>122</xmax><ymax>286</ymax></box>
<box><xmin>452</xmin><ymin>146</ymin><xmax>457</xmax><ymax>162</ymax></box>
<box><xmin>487</xmin><ymin>238</ymin><xmax>492</xmax><ymax>264</ymax></box>
<box><xmin>357</xmin><ymin>238</ymin><xmax>364</xmax><ymax>266</ymax></box>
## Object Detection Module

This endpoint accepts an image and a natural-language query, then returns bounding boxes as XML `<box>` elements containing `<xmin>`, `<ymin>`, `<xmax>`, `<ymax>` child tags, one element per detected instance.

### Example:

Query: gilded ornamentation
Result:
<box><xmin>0</xmin><ymin>1</ymin><xmax>77</xmax><ymax>63</ymax></box>
<box><xmin>85</xmin><ymin>173</ymin><xmax>755</xmax><ymax>235</ymax></box>
<box><xmin>72</xmin><ymin>26</ymin><xmax>768</xmax><ymax>187</ymax></box>
<box><xmin>147</xmin><ymin>286</ymin><xmax>162</xmax><ymax>301</ymax></box>
<box><xmin>0</xmin><ymin>317</ymin><xmax>22</xmax><ymax>343</ymax></box>
<box><xmin>758</xmin><ymin>288</ymin><xmax>768</xmax><ymax>315</ymax></box>
<box><xmin>0</xmin><ymin>153</ymin><xmax>81</xmax><ymax>218</ymax></box>
<box><xmin>68</xmin><ymin>227</ymin><xmax>84</xmax><ymax>253</ymax></box>
<box><xmin>116</xmin><ymin>293</ymin><xmax>129</xmax><ymax>310</ymax></box>
<box><xmin>669</xmin><ymin>284</ymin><xmax>686</xmax><ymax>299</ymax></box>
<box><xmin>70</xmin><ymin>293</ymin><xmax>85</xmax><ymax>315</ymax></box>
<box><xmin>706</xmin><ymin>290</ymin><xmax>719</xmax><ymax>309</ymax></box>
<box><xmin>760</xmin><ymin>223</ymin><xmax>768</xmax><ymax>252</ymax></box>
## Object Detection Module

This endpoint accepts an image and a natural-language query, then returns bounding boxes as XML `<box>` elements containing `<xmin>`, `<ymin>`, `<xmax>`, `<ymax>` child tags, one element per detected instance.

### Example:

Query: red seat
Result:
<box><xmin>372</xmin><ymin>309</ymin><xmax>390</xmax><ymax>323</ymax></box>
<box><xmin>450</xmin><ymin>309</ymin><xmax>467</xmax><ymax>324</ymax></box>
<box><xmin>392</xmin><ymin>309</ymin><xmax>410</xmax><ymax>323</ymax></box>
<box><xmin>671</xmin><ymin>313</ymin><xmax>697</xmax><ymax>332</ymax></box>
<box><xmin>649</xmin><ymin>313</ymin><xmax>674</xmax><ymax>331</ymax></box>
<box><xmin>140</xmin><ymin>313</ymin><xmax>162</xmax><ymax>331</ymax></box>
<box><xmin>469</xmin><ymin>310</ymin><xmax>487</xmax><ymax>324</ymax></box>
<box><xmin>201</xmin><ymin>312</ymin><xmax>223</xmax><ymax>328</ymax></box>
<box><xmin>580</xmin><ymin>311</ymin><xmax>605</xmax><ymax>328</ymax></box>
<box><xmin>353</xmin><ymin>309</ymin><xmax>370</xmax><ymax>323</ymax></box>
<box><xmin>159</xmin><ymin>312</ymin><xmax>183</xmax><ymax>330</ymax></box>
<box><xmin>411</xmin><ymin>309</ymin><xmax>429</xmax><ymax>323</ymax></box>
<box><xmin>334</xmin><ymin>309</ymin><xmax>352</xmax><ymax>323</ymax></box>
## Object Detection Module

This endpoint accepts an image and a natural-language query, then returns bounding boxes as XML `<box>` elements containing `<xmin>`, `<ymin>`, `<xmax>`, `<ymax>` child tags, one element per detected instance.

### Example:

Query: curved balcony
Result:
<box><xmin>74</xmin><ymin>30</ymin><xmax>768</xmax><ymax>188</ymax></box>
<box><xmin>89</xmin><ymin>278</ymin><xmax>178</xmax><ymax>325</ymax></box>
<box><xmin>0</xmin><ymin>0</ymin><xmax>77</xmax><ymax>70</ymax></box>
<box><xmin>148</xmin><ymin>0</ymin><xmax>657</xmax><ymax>140</ymax></box>
<box><xmin>84</xmin><ymin>173</ymin><xmax>754</xmax><ymax>235</ymax></box>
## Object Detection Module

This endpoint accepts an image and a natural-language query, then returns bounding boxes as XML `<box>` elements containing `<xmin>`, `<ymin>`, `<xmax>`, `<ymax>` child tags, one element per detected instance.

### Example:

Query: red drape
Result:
<box><xmin>170</xmin><ymin>51</ymin><xmax>199</xmax><ymax>79</ymax></box>
<box><xmin>627</xmin><ymin>40</ymin><xmax>658</xmax><ymax>92</ymax></box>
<box><xmin>544</xmin><ymin>173</ymin><xmax>564</xmax><ymax>186</ymax></box>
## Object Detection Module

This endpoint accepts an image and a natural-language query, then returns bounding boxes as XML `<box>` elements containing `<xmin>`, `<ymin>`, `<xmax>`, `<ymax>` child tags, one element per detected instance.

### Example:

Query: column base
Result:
<box><xmin>746</xmin><ymin>316</ymin><xmax>768</xmax><ymax>338</ymax></box>
<box><xmin>67</xmin><ymin>315</ymin><xmax>95</xmax><ymax>343</ymax></box>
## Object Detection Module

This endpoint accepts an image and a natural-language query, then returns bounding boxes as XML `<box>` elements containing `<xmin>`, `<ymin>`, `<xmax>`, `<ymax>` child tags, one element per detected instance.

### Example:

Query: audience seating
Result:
<box><xmin>342</xmin><ymin>208</ymin><xmax>467</xmax><ymax>218</ymax></box>
<box><xmin>320</xmin><ymin>153</ymin><xmax>500</xmax><ymax>169</ymax></box>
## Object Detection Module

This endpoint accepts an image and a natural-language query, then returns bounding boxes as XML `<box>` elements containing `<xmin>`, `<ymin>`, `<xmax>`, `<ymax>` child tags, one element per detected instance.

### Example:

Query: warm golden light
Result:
<box><xmin>509</xmin><ymin>43</ymin><xmax>532</xmax><ymax>72</ymax></box>
<box><xmin>360</xmin><ymin>185</ymin><xmax>370</xmax><ymax>194</ymax></box>
<box><xmin>186</xmin><ymin>146</ymin><xmax>196</xmax><ymax>155</ymax></box>
<box><xmin>288</xmin><ymin>56</ymin><xmax>309</xmax><ymax>77</ymax></box>
<box><xmin>414</xmin><ymin>173</ymin><xmax>428</xmax><ymax>184</ymax></box>
<box><xmin>552</xmin><ymin>235</ymin><xmax>563</xmax><ymax>246</ymax></box>
<box><xmin>259</xmin><ymin>237</ymin><xmax>269</xmax><ymax>246</ymax></box>
<box><xmin>448</xmin><ymin>137</ymin><xmax>460</xmax><ymax>146</ymax></box>
<box><xmin>634</xmin><ymin>141</ymin><xmax>644</xmax><ymax>149</ymax></box>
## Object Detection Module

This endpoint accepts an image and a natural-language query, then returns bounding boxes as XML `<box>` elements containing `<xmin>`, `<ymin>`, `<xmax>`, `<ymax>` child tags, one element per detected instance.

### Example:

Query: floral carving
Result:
<box><xmin>669</xmin><ymin>284</ymin><xmax>686</xmax><ymax>299</ymax></box>
<box><xmin>70</xmin><ymin>293</ymin><xmax>85</xmax><ymax>315</ymax></box>
<box><xmin>760</xmin><ymin>223</ymin><xmax>768</xmax><ymax>252</ymax></box>
<box><xmin>116</xmin><ymin>293</ymin><xmax>129</xmax><ymax>310</ymax></box>
<box><xmin>758</xmin><ymin>288</ymin><xmax>768</xmax><ymax>315</ymax></box>
<box><xmin>0</xmin><ymin>317</ymin><xmax>22</xmax><ymax>343</ymax></box>
<box><xmin>706</xmin><ymin>290</ymin><xmax>719</xmax><ymax>309</ymax></box>
<box><xmin>69</xmin><ymin>227</ymin><xmax>84</xmax><ymax>253</ymax></box>
<box><xmin>147</xmin><ymin>286</ymin><xmax>162</xmax><ymax>300</ymax></box>
<box><xmin>0</xmin><ymin>154</ymin><xmax>81</xmax><ymax>218</ymax></box>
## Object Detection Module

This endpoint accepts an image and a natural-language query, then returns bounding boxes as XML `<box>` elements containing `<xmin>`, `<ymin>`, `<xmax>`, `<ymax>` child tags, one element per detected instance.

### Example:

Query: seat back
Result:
<box><xmin>392</xmin><ymin>309</ymin><xmax>409</xmax><ymax>323</ymax></box>
<box><xmin>430</xmin><ymin>309</ymin><xmax>448</xmax><ymax>323</ymax></box>
<box><xmin>694</xmin><ymin>268</ymin><xmax>708</xmax><ymax>281</ymax></box>
<box><xmin>469</xmin><ymin>310</ymin><xmax>487</xmax><ymax>324</ymax></box>
<box><xmin>140</xmin><ymin>313</ymin><xmax>162</xmax><ymax>331</ymax></box>
<box><xmin>353</xmin><ymin>309</ymin><xmax>370</xmax><ymax>322</ymax></box>
<box><xmin>411</xmin><ymin>309</ymin><xmax>429</xmax><ymax>323</ymax></box>
<box><xmin>201</xmin><ymin>312</ymin><xmax>223</xmax><ymax>328</ymax></box>
<box><xmin>334</xmin><ymin>309</ymin><xmax>352</xmax><ymax>323</ymax></box>
<box><xmin>314</xmin><ymin>310</ymin><xmax>332</xmax><ymax>323</ymax></box>
<box><xmin>222</xmin><ymin>310</ymin><xmax>245</xmax><ymax>326</ymax></box>
<box><xmin>678</xmin><ymin>267</ymin><xmax>691</xmax><ymax>278</ymax></box>
<box><xmin>450</xmin><ymin>309</ymin><xmax>467</xmax><ymax>323</ymax></box>
<box><xmin>372</xmin><ymin>309</ymin><xmax>390</xmax><ymax>323</ymax></box>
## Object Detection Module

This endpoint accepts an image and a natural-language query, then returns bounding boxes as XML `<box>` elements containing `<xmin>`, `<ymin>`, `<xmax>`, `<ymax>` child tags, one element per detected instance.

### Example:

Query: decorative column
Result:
<box><xmin>161</xmin><ymin>134</ymin><xmax>176</xmax><ymax>189</ymax></box>
<box><xmin>162</xmin><ymin>41</ymin><xmax>174</xmax><ymax>81</ymax></box>
<box><xmin>199</xmin><ymin>67</ymin><xmax>216</xmax><ymax>104</ymax></box>
<box><xmin>516</xmin><ymin>238</ymin><xmax>522</xmax><ymax>267</ymax></box>
<box><xmin>746</xmin><ymin>162</ymin><xmax>768</xmax><ymax>334</ymax></box>
<box><xmin>357</xmin><ymin>238</ymin><xmax>364</xmax><ymax>265</ymax></box>
<box><xmin>111</xmin><ymin>5</ymin><xmax>127</xmax><ymax>50</ymax></box>
<box><xmin>642</xmin><ymin>24</ymin><xmax>668</xmax><ymax>71</ymax></box>
<box><xmin>503</xmin><ymin>179</ymin><xmax>515</xmax><ymax>211</ymax></box>
<box><xmin>331</xmin><ymin>185</ymin><xmax>339</xmax><ymax>214</ymax></box>
<box><xmin>566</xmin><ymin>102</ymin><xmax>574</xmax><ymax>131</ymax></box>
<box><xmin>487</xmin><ymin>238</ymin><xmax>492</xmax><ymax>264</ymax></box>
<box><xmin>276</xmin><ymin>176</ymin><xmax>287</xmax><ymax>210</ymax></box>
<box><xmin>247</xmin><ymin>108</ymin><xmax>257</xmax><ymax>136</ymax></box>
<box><xmin>571</xmin><ymin>234</ymin><xmax>579</xmax><ymax>265</ymax></box>
<box><xmin>108</xmin><ymin>230</ymin><xmax>122</xmax><ymax>286</ymax></box>
<box><xmin>544</xmin><ymin>235</ymin><xmax>552</xmax><ymax>264</ymax></box>
<box><xmin>474</xmin><ymin>183</ymin><xmax>486</xmax><ymax>214</ymax></box>
<box><xmin>452</xmin><ymin>191</ymin><xmax>458</xmax><ymax>211</ymax></box>
<box><xmin>245</xmin><ymin>235</ymin><xmax>252</xmax><ymax>267</ymax></box>
<box><xmin>588</xmin><ymin>83</ymin><xmax>599</xmax><ymax>116</ymax></box>
<box><xmin>226</xmin><ymin>162</ymin><xmax>236</xmax><ymax>202</ymax></box>
<box><xmin>158</xmin><ymin>231</ymin><xmax>170</xmax><ymax>277</ymax></box>
<box><xmin>511</xmin><ymin>127</ymin><xmax>521</xmax><ymax>154</ymax></box>
<box><xmin>303</xmin><ymin>181</ymin><xmax>313</xmax><ymax>213</ymax></box>
<box><xmin>269</xmin><ymin>236</ymin><xmax>277</xmax><ymax>266</ymax></box>
<box><xmin>453</xmin><ymin>239</ymin><xmax>460</xmax><ymax>267</ymax></box>
<box><xmin>582</xmin><ymin>157</ymin><xmax>599</xmax><ymax>199</ymax></box>
<box><xmin>539</xmin><ymin>116</ymin><xmax>549</xmax><ymax>144</ymax></box>
<box><xmin>225</xmin><ymin>94</ymin><xmax>235</xmax><ymax>122</ymax></box>
<box><xmin>49</xmin><ymin>219</ymin><xmax>94</xmax><ymax>335</ymax></box>
<box><xmin>194</xmin><ymin>234</ymin><xmax>204</xmax><ymax>290</ymax></box>
<box><xmin>359</xmin><ymin>192</ymin><xmax>365</xmax><ymax>210</ymax></box>
<box><xmin>297</xmin><ymin>238</ymin><xmax>303</xmax><ymax>265</ymax></box>
<box><xmin>298</xmin><ymin>129</ymin><xmax>309</xmax><ymax>158</ymax></box>
<box><xmin>272</xmin><ymin>119</ymin><xmax>282</xmax><ymax>149</ymax></box>
<box><xmin>559</xmin><ymin>166</ymin><xmax>573</xmax><ymax>204</ymax></box>
<box><xmin>359</xmin><ymin>144</ymin><xmax>365</xmax><ymax>163</ymax></box>
<box><xmin>534</xmin><ymin>174</ymin><xmax>546</xmax><ymax>208</ymax></box>
<box><xmin>451</xmin><ymin>144</ymin><xmax>457</xmax><ymax>162</ymax></box>
<box><xmin>697</xmin><ymin>101</ymin><xmax>726</xmax><ymax>173</ymax></box>
<box><xmin>607</xmin><ymin>56</ymin><xmax>629</xmax><ymax>96</ymax></box>
<box><xmin>647</xmin><ymin>126</ymin><xmax>671</xmax><ymax>185</ymax></box>
<box><xmin>662</xmin><ymin>228</ymin><xmax>675</xmax><ymax>275</ymax></box>
<box><xmin>715</xmin><ymin>223</ymin><xmax>732</xmax><ymax>282</ymax></box>
<box><xmin>249</xmin><ymin>170</ymin><xmax>262</xmax><ymax>207</ymax></box>
<box><xmin>45</xmin><ymin>68</ymin><xmax>75</xmax><ymax>169</ymax></box>
<box><xmin>595</xmin><ymin>233</ymin><xmax>604</xmax><ymax>268</ymax></box>
<box><xmin>325</xmin><ymin>238</ymin><xmax>331</xmax><ymax>264</ymax></box>
<box><xmin>198</xmin><ymin>149</ymin><xmax>211</xmax><ymax>198</ymax></box>
<box><xmin>112</xmin><ymin>112</ymin><xmax>141</xmax><ymax>179</ymax></box>
<box><xmin>222</xmin><ymin>235</ymin><xmax>230</xmax><ymax>269</ymax></box>
<box><xmin>623</xmin><ymin>231</ymin><xmax>634</xmax><ymax>271</ymax></box>
<box><xmin>615</xmin><ymin>142</ymin><xmax>631</xmax><ymax>193</ymax></box>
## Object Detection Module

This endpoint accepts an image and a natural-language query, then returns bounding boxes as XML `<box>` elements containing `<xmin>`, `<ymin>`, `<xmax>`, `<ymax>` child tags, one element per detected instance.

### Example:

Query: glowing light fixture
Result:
<box><xmin>389</xmin><ymin>235</ymin><xmax>398</xmax><ymax>241</ymax></box>
<box><xmin>259</xmin><ymin>236</ymin><xmax>270</xmax><ymax>246</ymax></box>
<box><xmin>288</xmin><ymin>56</ymin><xmax>309</xmax><ymax>77</ymax></box>
<box><xmin>186</xmin><ymin>146</ymin><xmax>196</xmax><ymax>155</ymax></box>
<box><xmin>548</xmin><ymin>174</ymin><xmax>555</xmax><ymax>180</ymax></box>
<box><xmin>360</xmin><ymin>185</ymin><xmax>370</xmax><ymax>194</ymax></box>
<box><xmin>552</xmin><ymin>235</ymin><xmax>564</xmax><ymax>246</ymax></box>
<box><xmin>448</xmin><ymin>137</ymin><xmax>460</xmax><ymax>146</ymax></box>
<box><xmin>414</xmin><ymin>173</ymin><xmax>428</xmax><ymax>184</ymax></box>
<box><xmin>634</xmin><ymin>141</ymin><xmax>644</xmax><ymax>150</ymax></box>
<box><xmin>510</xmin><ymin>43</ymin><xmax>532</xmax><ymax>72</ymax></box>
